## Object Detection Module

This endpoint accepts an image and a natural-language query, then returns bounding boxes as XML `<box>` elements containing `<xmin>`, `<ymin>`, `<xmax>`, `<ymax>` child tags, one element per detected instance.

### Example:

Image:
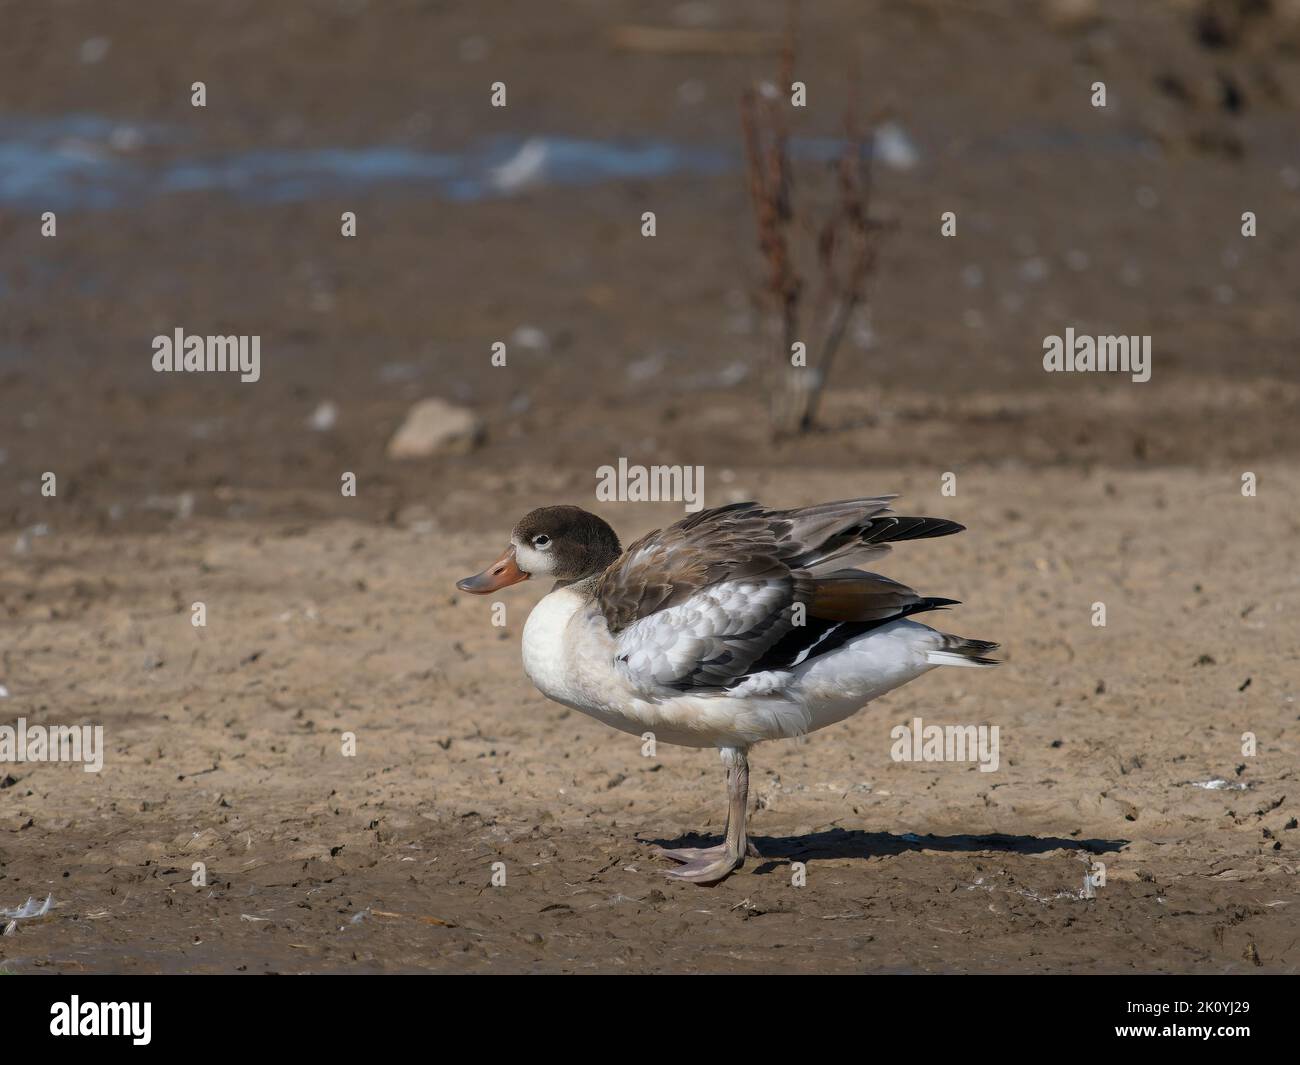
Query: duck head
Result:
<box><xmin>457</xmin><ymin>505</ymin><xmax>622</xmax><ymax>593</ymax></box>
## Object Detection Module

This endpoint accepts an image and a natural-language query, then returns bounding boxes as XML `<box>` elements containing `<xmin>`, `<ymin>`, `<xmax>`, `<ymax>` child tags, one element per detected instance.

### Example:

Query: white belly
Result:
<box><xmin>521</xmin><ymin>590</ymin><xmax>940</xmax><ymax>750</ymax></box>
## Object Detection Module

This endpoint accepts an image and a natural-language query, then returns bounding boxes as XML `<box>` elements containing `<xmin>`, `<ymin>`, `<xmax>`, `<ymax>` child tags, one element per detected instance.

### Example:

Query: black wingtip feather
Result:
<box><xmin>858</xmin><ymin>516</ymin><xmax>965</xmax><ymax>545</ymax></box>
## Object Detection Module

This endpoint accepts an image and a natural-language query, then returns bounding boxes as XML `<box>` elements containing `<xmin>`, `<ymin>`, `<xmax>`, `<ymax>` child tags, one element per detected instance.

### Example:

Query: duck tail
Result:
<box><xmin>926</xmin><ymin>633</ymin><xmax>1000</xmax><ymax>668</ymax></box>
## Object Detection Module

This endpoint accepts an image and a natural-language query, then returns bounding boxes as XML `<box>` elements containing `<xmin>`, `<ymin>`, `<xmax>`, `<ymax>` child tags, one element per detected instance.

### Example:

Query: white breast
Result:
<box><xmin>520</xmin><ymin>585</ymin><xmax>590</xmax><ymax>705</ymax></box>
<box><xmin>520</xmin><ymin>586</ymin><xmax>731</xmax><ymax>745</ymax></box>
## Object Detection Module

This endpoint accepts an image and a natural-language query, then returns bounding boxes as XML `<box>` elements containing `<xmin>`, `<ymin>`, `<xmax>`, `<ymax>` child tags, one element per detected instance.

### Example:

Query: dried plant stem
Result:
<box><xmin>741</xmin><ymin>6</ymin><xmax>884</xmax><ymax>440</ymax></box>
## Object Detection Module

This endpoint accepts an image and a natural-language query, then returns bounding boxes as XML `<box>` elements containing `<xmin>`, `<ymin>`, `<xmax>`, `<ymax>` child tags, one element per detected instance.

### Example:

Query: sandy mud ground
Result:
<box><xmin>2</xmin><ymin>0</ymin><xmax>1299</xmax><ymax>972</ymax></box>
<box><xmin>3</xmin><ymin>466</ymin><xmax>1297</xmax><ymax>974</ymax></box>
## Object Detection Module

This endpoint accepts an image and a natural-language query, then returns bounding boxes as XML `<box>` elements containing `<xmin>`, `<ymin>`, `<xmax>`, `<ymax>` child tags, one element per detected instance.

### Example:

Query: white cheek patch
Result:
<box><xmin>514</xmin><ymin>542</ymin><xmax>555</xmax><ymax>576</ymax></box>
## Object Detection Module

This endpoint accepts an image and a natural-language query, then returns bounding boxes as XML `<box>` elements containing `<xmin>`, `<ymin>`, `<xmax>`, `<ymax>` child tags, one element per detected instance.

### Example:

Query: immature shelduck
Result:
<box><xmin>457</xmin><ymin>497</ymin><xmax>998</xmax><ymax>884</ymax></box>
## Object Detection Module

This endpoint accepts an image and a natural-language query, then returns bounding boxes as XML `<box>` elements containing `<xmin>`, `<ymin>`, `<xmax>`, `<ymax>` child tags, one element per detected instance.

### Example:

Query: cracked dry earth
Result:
<box><xmin>1</xmin><ymin>466</ymin><xmax>1296</xmax><ymax>973</ymax></box>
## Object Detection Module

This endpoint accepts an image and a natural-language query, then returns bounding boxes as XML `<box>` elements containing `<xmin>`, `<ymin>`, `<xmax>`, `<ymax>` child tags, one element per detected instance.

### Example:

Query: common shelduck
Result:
<box><xmin>458</xmin><ymin>497</ymin><xmax>998</xmax><ymax>883</ymax></box>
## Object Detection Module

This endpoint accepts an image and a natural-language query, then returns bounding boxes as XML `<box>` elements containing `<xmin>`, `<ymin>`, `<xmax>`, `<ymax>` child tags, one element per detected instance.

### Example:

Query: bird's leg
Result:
<box><xmin>654</xmin><ymin>748</ymin><xmax>752</xmax><ymax>883</ymax></box>
<box><xmin>721</xmin><ymin>783</ymin><xmax>767</xmax><ymax>856</ymax></box>
<box><xmin>723</xmin><ymin>748</ymin><xmax>749</xmax><ymax>857</ymax></box>
<box><xmin>725</xmin><ymin>753</ymin><xmax>768</xmax><ymax>859</ymax></box>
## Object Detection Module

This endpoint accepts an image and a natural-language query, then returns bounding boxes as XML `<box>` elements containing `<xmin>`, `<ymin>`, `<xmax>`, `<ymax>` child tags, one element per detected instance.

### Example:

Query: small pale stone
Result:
<box><xmin>387</xmin><ymin>398</ymin><xmax>485</xmax><ymax>459</ymax></box>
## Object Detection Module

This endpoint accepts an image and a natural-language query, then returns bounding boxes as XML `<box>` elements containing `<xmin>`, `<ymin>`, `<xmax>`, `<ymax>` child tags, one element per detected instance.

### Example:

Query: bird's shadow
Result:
<box><xmin>644</xmin><ymin>828</ymin><xmax>1128</xmax><ymax>874</ymax></box>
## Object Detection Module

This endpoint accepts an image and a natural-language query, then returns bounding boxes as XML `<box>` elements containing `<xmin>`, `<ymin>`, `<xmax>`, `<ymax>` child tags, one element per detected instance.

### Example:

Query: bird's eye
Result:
<box><xmin>532</xmin><ymin>534</ymin><xmax>552</xmax><ymax>550</ymax></box>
